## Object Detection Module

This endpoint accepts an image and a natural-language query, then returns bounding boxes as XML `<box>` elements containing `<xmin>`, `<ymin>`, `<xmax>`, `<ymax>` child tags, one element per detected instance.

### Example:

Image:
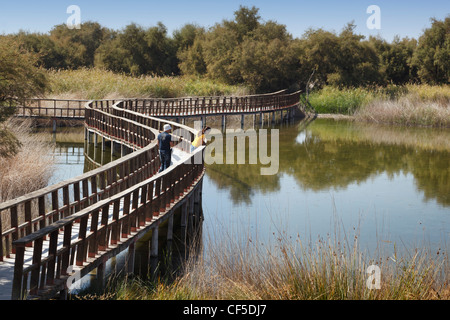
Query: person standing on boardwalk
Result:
<box><xmin>157</xmin><ymin>124</ymin><xmax>174</xmax><ymax>172</ymax></box>
<box><xmin>191</xmin><ymin>126</ymin><xmax>211</xmax><ymax>152</ymax></box>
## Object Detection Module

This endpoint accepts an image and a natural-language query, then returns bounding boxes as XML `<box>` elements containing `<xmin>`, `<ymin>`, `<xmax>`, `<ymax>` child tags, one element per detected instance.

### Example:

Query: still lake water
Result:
<box><xmin>46</xmin><ymin>118</ymin><xmax>449</xmax><ymax>261</ymax></box>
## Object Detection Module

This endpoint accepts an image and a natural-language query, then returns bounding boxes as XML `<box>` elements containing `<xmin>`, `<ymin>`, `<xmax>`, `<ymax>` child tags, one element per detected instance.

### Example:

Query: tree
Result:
<box><xmin>14</xmin><ymin>32</ymin><xmax>67</xmax><ymax>69</ymax></box>
<box><xmin>95</xmin><ymin>22</ymin><xmax>178</xmax><ymax>76</ymax></box>
<box><xmin>412</xmin><ymin>16</ymin><xmax>450</xmax><ymax>84</ymax></box>
<box><xmin>371</xmin><ymin>36</ymin><xmax>418</xmax><ymax>84</ymax></box>
<box><xmin>0</xmin><ymin>37</ymin><xmax>48</xmax><ymax>157</ymax></box>
<box><xmin>50</xmin><ymin>21</ymin><xmax>111</xmax><ymax>69</ymax></box>
<box><xmin>297</xmin><ymin>23</ymin><xmax>383</xmax><ymax>88</ymax></box>
<box><xmin>177</xmin><ymin>6</ymin><xmax>302</xmax><ymax>92</ymax></box>
<box><xmin>236</xmin><ymin>21</ymin><xmax>301</xmax><ymax>92</ymax></box>
<box><xmin>228</xmin><ymin>5</ymin><xmax>261</xmax><ymax>41</ymax></box>
<box><xmin>175</xmin><ymin>24</ymin><xmax>206</xmax><ymax>76</ymax></box>
<box><xmin>297</xmin><ymin>28</ymin><xmax>341</xmax><ymax>88</ymax></box>
<box><xmin>177</xmin><ymin>37</ymin><xmax>207</xmax><ymax>76</ymax></box>
<box><xmin>173</xmin><ymin>23</ymin><xmax>204</xmax><ymax>52</ymax></box>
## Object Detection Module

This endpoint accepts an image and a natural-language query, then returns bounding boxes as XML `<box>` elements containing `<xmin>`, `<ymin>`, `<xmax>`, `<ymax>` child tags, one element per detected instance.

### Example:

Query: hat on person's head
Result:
<box><xmin>163</xmin><ymin>124</ymin><xmax>172</xmax><ymax>132</ymax></box>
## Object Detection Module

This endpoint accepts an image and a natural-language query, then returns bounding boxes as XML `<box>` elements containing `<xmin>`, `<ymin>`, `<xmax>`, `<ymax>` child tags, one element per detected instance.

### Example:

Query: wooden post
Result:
<box><xmin>167</xmin><ymin>213</ymin><xmax>174</xmax><ymax>253</ymax></box>
<box><xmin>222</xmin><ymin>115</ymin><xmax>226</xmax><ymax>131</ymax></box>
<box><xmin>127</xmin><ymin>241</ymin><xmax>135</xmax><ymax>275</ymax></box>
<box><xmin>11</xmin><ymin>246</ymin><xmax>25</xmax><ymax>300</ymax></box>
<box><xmin>194</xmin><ymin>187</ymin><xmax>201</xmax><ymax>228</ymax></box>
<box><xmin>167</xmin><ymin>213</ymin><xmax>174</xmax><ymax>242</ymax></box>
<box><xmin>111</xmin><ymin>141</ymin><xmax>115</xmax><ymax>159</ymax></box>
<box><xmin>201</xmin><ymin>115</ymin><xmax>206</xmax><ymax>128</ymax></box>
<box><xmin>150</xmin><ymin>223</ymin><xmax>159</xmax><ymax>279</ymax></box>
<box><xmin>151</xmin><ymin>225</ymin><xmax>159</xmax><ymax>258</ymax></box>
<box><xmin>188</xmin><ymin>194</ymin><xmax>195</xmax><ymax>238</ymax></box>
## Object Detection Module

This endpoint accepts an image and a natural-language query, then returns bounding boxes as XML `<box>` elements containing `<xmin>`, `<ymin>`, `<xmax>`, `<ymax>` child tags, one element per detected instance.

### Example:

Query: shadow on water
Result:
<box><xmin>71</xmin><ymin>207</ymin><xmax>204</xmax><ymax>298</ymax></box>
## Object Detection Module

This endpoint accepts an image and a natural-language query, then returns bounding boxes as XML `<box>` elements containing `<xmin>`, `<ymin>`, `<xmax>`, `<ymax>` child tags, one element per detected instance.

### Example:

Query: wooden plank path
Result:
<box><xmin>11</xmin><ymin>89</ymin><xmax>301</xmax><ymax>120</ymax></box>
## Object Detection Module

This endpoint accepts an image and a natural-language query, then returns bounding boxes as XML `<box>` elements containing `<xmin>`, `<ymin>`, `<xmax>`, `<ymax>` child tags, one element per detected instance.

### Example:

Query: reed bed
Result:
<box><xmin>355</xmin><ymin>95</ymin><xmax>450</xmax><ymax>127</ymax></box>
<box><xmin>308</xmin><ymin>86</ymin><xmax>376</xmax><ymax>115</ymax></box>
<box><xmin>308</xmin><ymin>84</ymin><xmax>450</xmax><ymax>127</ymax></box>
<box><xmin>46</xmin><ymin>68</ymin><xmax>250</xmax><ymax>100</ymax></box>
<box><xmin>0</xmin><ymin>119</ymin><xmax>55</xmax><ymax>203</ymax></box>
<box><xmin>78</xmin><ymin>224</ymin><xmax>449</xmax><ymax>300</ymax></box>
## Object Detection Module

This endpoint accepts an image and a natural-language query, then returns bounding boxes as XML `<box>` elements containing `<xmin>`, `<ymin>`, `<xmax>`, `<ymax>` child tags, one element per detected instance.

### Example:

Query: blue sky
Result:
<box><xmin>0</xmin><ymin>0</ymin><xmax>449</xmax><ymax>41</ymax></box>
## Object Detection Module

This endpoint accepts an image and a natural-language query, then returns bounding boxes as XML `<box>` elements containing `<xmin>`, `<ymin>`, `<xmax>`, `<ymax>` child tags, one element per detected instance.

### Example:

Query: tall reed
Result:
<box><xmin>355</xmin><ymin>96</ymin><xmax>450</xmax><ymax>127</ymax></box>
<box><xmin>46</xmin><ymin>68</ymin><xmax>250</xmax><ymax>100</ymax></box>
<box><xmin>79</xmin><ymin>220</ymin><xmax>449</xmax><ymax>300</ymax></box>
<box><xmin>0</xmin><ymin>119</ymin><xmax>55</xmax><ymax>202</ymax></box>
<box><xmin>309</xmin><ymin>84</ymin><xmax>450</xmax><ymax>127</ymax></box>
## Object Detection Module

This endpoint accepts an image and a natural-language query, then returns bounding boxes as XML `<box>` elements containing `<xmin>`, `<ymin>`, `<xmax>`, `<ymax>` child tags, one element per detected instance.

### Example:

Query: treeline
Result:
<box><xmin>2</xmin><ymin>6</ymin><xmax>450</xmax><ymax>92</ymax></box>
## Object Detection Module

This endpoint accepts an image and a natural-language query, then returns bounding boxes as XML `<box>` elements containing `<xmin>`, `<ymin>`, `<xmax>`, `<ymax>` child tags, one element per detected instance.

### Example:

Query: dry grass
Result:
<box><xmin>0</xmin><ymin>119</ymin><xmax>55</xmax><ymax>203</ymax></box>
<box><xmin>355</xmin><ymin>96</ymin><xmax>450</xmax><ymax>127</ymax></box>
<box><xmin>310</xmin><ymin>84</ymin><xmax>450</xmax><ymax>127</ymax></box>
<box><xmin>46</xmin><ymin>68</ymin><xmax>250</xmax><ymax>100</ymax></box>
<box><xmin>83</xmin><ymin>224</ymin><xmax>449</xmax><ymax>300</ymax></box>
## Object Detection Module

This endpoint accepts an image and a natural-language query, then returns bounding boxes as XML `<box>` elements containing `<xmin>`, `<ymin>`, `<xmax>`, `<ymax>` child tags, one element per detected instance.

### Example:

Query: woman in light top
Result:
<box><xmin>191</xmin><ymin>126</ymin><xmax>211</xmax><ymax>152</ymax></box>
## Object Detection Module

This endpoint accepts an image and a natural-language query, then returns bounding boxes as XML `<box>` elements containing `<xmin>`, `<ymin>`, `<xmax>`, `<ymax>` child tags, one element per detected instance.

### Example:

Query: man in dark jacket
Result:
<box><xmin>157</xmin><ymin>124</ymin><xmax>174</xmax><ymax>172</ymax></box>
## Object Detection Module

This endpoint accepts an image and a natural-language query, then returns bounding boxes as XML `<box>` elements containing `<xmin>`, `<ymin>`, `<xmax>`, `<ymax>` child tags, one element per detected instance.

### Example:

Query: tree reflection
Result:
<box><xmin>205</xmin><ymin>118</ymin><xmax>450</xmax><ymax>207</ymax></box>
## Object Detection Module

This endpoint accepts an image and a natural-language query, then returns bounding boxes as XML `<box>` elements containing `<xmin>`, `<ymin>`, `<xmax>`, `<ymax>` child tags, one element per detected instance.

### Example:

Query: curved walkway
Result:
<box><xmin>0</xmin><ymin>89</ymin><xmax>301</xmax><ymax>300</ymax></box>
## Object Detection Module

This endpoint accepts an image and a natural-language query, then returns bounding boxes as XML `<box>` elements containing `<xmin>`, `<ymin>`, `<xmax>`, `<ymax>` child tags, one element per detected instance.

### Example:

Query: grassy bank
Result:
<box><xmin>46</xmin><ymin>68</ymin><xmax>250</xmax><ymax>100</ymax></box>
<box><xmin>74</xmin><ymin>228</ymin><xmax>449</xmax><ymax>300</ymax></box>
<box><xmin>308</xmin><ymin>84</ymin><xmax>450</xmax><ymax>127</ymax></box>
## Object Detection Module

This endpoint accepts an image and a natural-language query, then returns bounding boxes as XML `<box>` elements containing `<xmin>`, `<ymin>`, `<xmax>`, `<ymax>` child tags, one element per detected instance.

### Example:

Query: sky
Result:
<box><xmin>0</xmin><ymin>0</ymin><xmax>449</xmax><ymax>42</ymax></box>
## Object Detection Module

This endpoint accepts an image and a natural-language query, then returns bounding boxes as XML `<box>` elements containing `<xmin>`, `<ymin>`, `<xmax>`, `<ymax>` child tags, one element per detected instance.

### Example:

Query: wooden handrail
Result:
<box><xmin>1</xmin><ymin>100</ymin><xmax>195</xmax><ymax>262</ymax></box>
<box><xmin>10</xmin><ymin>90</ymin><xmax>301</xmax><ymax>119</ymax></box>
<box><xmin>9</xmin><ymin>107</ymin><xmax>203</xmax><ymax>299</ymax></box>
<box><xmin>11</xmin><ymin>149</ymin><xmax>204</xmax><ymax>299</ymax></box>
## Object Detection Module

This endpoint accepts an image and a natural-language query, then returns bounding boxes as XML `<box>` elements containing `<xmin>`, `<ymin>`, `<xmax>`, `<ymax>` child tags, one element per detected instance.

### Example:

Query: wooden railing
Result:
<box><xmin>115</xmin><ymin>90</ymin><xmax>301</xmax><ymax>117</ymax></box>
<box><xmin>11</xmin><ymin>153</ymin><xmax>204</xmax><ymax>299</ymax></box>
<box><xmin>10</xmin><ymin>90</ymin><xmax>301</xmax><ymax>119</ymax></box>
<box><xmin>0</xmin><ymin>100</ymin><xmax>195</xmax><ymax>262</ymax></box>
<box><xmin>0</xmin><ymin>104</ymin><xmax>155</xmax><ymax>262</ymax></box>
<box><xmin>6</xmin><ymin>99</ymin><xmax>204</xmax><ymax>299</ymax></box>
<box><xmin>13</xmin><ymin>99</ymin><xmax>91</xmax><ymax>119</ymax></box>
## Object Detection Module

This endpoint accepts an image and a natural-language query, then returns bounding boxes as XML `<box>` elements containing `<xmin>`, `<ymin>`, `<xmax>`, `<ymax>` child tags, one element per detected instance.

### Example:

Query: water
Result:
<box><xmin>202</xmin><ymin>118</ymin><xmax>449</xmax><ymax>258</ymax></box>
<box><xmin>46</xmin><ymin>119</ymin><xmax>450</xmax><ymax>262</ymax></box>
<box><xmin>48</xmin><ymin>142</ymin><xmax>85</xmax><ymax>185</ymax></box>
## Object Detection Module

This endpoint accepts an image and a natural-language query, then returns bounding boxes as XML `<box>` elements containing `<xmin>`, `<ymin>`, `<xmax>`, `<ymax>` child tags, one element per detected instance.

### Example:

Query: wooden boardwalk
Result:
<box><xmin>0</xmin><ymin>148</ymin><xmax>195</xmax><ymax>300</ymax></box>
<box><xmin>0</xmin><ymin>89</ymin><xmax>301</xmax><ymax>300</ymax></box>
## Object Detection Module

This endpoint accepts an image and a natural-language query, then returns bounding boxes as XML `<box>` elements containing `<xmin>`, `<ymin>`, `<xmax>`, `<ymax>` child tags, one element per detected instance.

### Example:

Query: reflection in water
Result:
<box><xmin>205</xmin><ymin>119</ymin><xmax>450</xmax><ymax>207</ymax></box>
<box><xmin>203</xmin><ymin>118</ymin><xmax>449</xmax><ymax>255</ymax></box>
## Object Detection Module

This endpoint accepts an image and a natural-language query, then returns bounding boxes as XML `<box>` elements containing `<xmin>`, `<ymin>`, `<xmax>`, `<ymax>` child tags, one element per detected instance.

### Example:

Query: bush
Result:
<box><xmin>308</xmin><ymin>86</ymin><xmax>376</xmax><ymax>114</ymax></box>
